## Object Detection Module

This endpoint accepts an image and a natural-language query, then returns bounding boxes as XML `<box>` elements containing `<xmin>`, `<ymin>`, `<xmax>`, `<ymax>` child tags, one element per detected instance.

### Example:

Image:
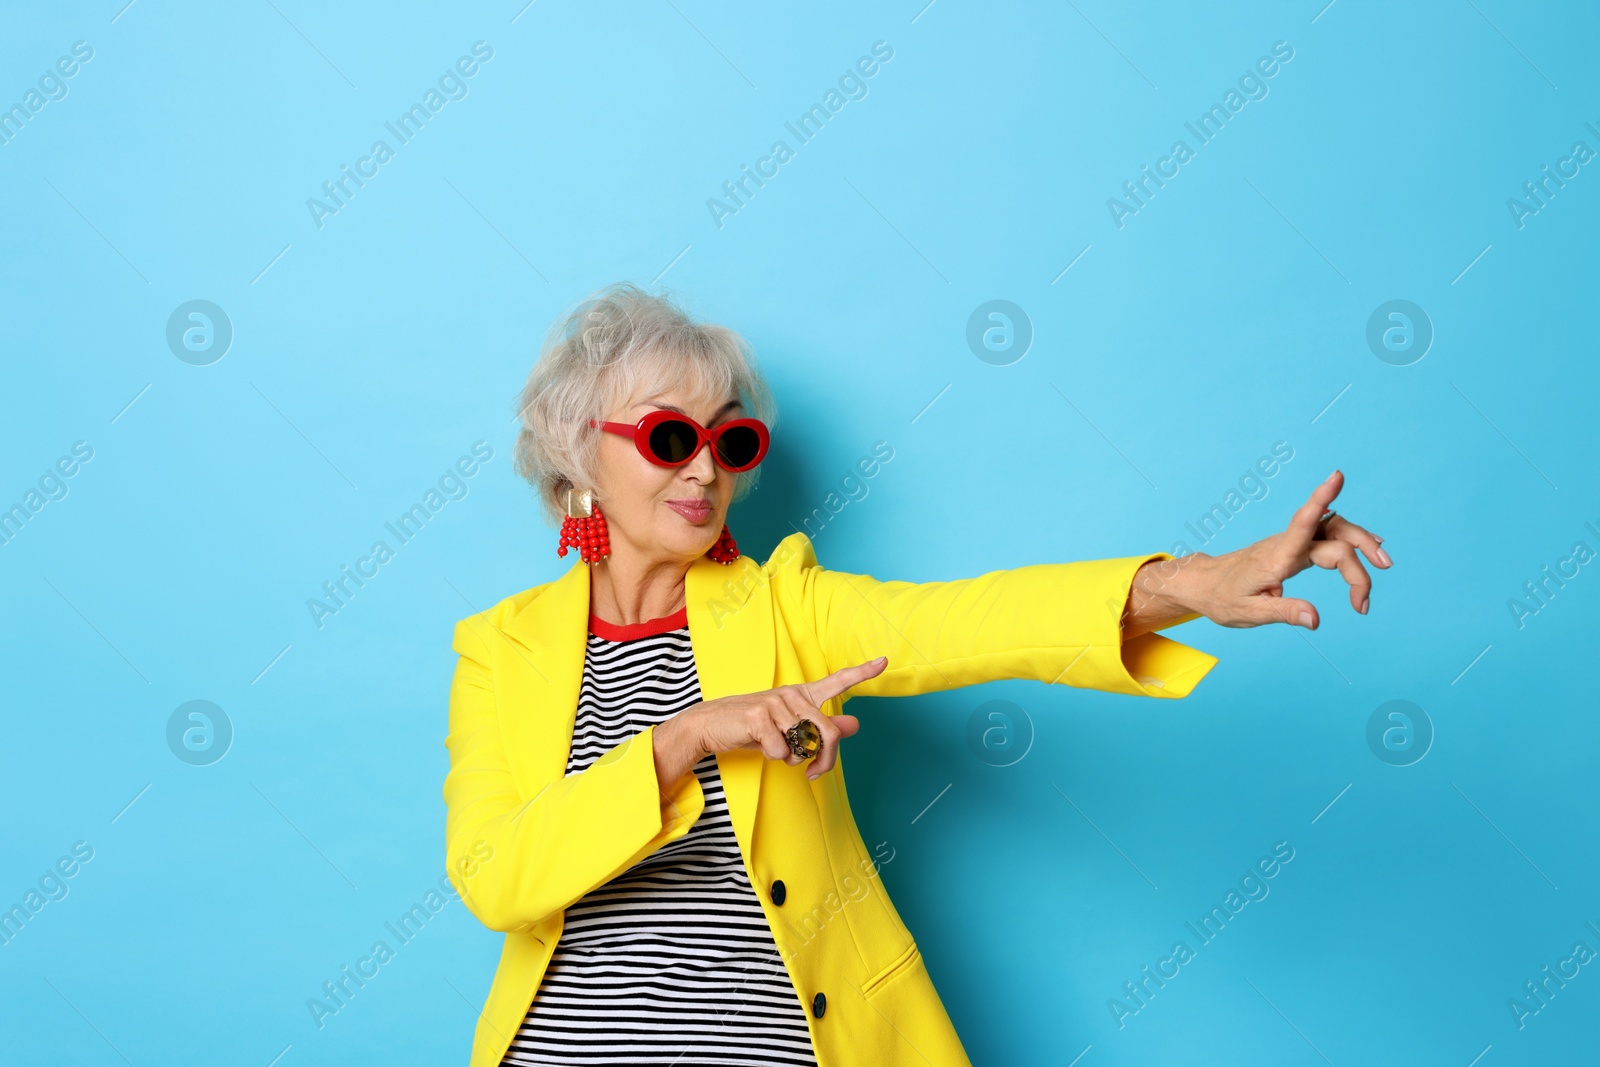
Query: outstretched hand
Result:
<box><xmin>1192</xmin><ymin>469</ymin><xmax>1392</xmax><ymax>630</ymax></box>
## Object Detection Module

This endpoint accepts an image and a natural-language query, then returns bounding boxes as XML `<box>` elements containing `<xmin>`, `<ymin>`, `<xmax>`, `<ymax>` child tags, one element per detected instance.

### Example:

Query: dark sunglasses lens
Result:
<box><xmin>647</xmin><ymin>419</ymin><xmax>701</xmax><ymax>464</ymax></box>
<box><xmin>715</xmin><ymin>426</ymin><xmax>762</xmax><ymax>468</ymax></box>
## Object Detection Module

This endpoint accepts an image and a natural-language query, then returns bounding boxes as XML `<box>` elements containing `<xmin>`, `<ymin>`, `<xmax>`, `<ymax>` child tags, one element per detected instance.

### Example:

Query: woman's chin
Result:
<box><xmin>657</xmin><ymin>523</ymin><xmax>719</xmax><ymax>560</ymax></box>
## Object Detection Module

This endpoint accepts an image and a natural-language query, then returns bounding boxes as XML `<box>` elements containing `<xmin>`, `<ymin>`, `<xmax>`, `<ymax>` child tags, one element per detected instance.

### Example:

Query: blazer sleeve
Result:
<box><xmin>766</xmin><ymin>531</ymin><xmax>1218</xmax><ymax>702</ymax></box>
<box><xmin>442</xmin><ymin>614</ymin><xmax>707</xmax><ymax>934</ymax></box>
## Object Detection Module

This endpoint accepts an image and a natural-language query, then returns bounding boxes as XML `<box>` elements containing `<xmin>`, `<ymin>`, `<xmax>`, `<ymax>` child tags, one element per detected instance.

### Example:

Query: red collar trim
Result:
<box><xmin>588</xmin><ymin>606</ymin><xmax>688</xmax><ymax>641</ymax></box>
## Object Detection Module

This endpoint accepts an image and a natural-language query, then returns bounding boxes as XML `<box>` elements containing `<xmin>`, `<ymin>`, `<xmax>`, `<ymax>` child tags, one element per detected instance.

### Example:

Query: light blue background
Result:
<box><xmin>2</xmin><ymin>1</ymin><xmax>1596</xmax><ymax>1063</ymax></box>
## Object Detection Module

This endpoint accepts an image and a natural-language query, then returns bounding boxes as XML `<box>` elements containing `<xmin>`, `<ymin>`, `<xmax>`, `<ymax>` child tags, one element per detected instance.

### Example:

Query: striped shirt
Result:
<box><xmin>500</xmin><ymin>606</ymin><xmax>819</xmax><ymax>1066</ymax></box>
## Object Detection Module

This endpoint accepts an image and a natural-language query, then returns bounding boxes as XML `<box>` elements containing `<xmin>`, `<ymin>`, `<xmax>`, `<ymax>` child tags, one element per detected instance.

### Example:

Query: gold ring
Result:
<box><xmin>785</xmin><ymin>718</ymin><xmax>822</xmax><ymax>760</ymax></box>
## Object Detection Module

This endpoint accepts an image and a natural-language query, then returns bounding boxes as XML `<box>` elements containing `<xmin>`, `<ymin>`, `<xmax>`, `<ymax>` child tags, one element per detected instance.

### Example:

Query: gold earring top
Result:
<box><xmin>566</xmin><ymin>487</ymin><xmax>595</xmax><ymax>518</ymax></box>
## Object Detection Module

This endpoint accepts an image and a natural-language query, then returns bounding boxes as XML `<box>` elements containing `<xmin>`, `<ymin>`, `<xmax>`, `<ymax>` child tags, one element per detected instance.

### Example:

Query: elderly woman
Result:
<box><xmin>442</xmin><ymin>283</ymin><xmax>1390</xmax><ymax>1067</ymax></box>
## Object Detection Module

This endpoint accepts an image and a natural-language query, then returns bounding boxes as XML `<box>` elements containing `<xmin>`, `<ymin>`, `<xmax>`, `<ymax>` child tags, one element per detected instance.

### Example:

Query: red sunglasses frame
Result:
<box><xmin>590</xmin><ymin>410</ymin><xmax>770</xmax><ymax>472</ymax></box>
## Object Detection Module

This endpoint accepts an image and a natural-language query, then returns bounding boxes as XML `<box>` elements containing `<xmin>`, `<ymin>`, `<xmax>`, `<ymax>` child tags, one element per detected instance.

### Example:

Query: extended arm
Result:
<box><xmin>768</xmin><ymin>533</ymin><xmax>1218</xmax><ymax>702</ymax></box>
<box><xmin>1120</xmin><ymin>470</ymin><xmax>1392</xmax><ymax>634</ymax></box>
<box><xmin>1121</xmin><ymin>553</ymin><xmax>1208</xmax><ymax>639</ymax></box>
<box><xmin>442</xmin><ymin>617</ymin><xmax>706</xmax><ymax>933</ymax></box>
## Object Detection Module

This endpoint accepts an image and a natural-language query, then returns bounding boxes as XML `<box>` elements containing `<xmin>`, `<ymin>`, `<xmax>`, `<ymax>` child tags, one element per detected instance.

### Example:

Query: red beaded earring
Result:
<box><xmin>558</xmin><ymin>488</ymin><xmax>610</xmax><ymax>565</ymax></box>
<box><xmin>557</xmin><ymin>487</ymin><xmax>743</xmax><ymax>565</ymax></box>
<box><xmin>707</xmin><ymin>524</ymin><xmax>740</xmax><ymax>564</ymax></box>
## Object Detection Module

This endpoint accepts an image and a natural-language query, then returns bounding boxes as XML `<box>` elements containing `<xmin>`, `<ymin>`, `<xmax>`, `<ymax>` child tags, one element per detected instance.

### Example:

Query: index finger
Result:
<box><xmin>799</xmin><ymin>656</ymin><xmax>888</xmax><ymax>707</ymax></box>
<box><xmin>1285</xmin><ymin>469</ymin><xmax>1344</xmax><ymax>550</ymax></box>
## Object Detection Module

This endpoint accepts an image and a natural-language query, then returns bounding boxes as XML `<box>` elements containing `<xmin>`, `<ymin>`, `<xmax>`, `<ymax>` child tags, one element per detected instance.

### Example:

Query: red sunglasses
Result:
<box><xmin>591</xmin><ymin>410</ymin><xmax>770</xmax><ymax>472</ymax></box>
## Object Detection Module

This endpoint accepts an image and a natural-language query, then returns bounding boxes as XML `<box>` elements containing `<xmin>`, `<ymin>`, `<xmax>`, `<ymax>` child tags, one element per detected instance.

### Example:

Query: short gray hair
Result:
<box><xmin>513</xmin><ymin>282</ymin><xmax>777</xmax><ymax>529</ymax></box>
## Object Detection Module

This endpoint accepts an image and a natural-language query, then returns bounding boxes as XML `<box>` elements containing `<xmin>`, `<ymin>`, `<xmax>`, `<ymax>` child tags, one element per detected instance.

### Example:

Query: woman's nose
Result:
<box><xmin>684</xmin><ymin>440</ymin><xmax>718</xmax><ymax>480</ymax></box>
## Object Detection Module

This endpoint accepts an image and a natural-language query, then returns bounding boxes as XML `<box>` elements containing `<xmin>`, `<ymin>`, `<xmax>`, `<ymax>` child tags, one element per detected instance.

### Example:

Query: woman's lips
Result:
<box><xmin>666</xmin><ymin>499</ymin><xmax>712</xmax><ymax>524</ymax></box>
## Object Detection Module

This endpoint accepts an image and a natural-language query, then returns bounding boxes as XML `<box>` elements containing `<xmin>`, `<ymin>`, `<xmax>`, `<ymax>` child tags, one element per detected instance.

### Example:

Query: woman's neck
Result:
<box><xmin>587</xmin><ymin>549</ymin><xmax>692</xmax><ymax>627</ymax></box>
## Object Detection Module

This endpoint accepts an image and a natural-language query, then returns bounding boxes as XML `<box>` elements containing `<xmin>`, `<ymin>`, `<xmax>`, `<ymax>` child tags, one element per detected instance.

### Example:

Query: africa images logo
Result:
<box><xmin>305</xmin><ymin>42</ymin><xmax>495</xmax><ymax>229</ymax></box>
<box><xmin>706</xmin><ymin>41</ymin><xmax>895</xmax><ymax>229</ymax></box>
<box><xmin>1106</xmin><ymin>40</ymin><xmax>1295</xmax><ymax>229</ymax></box>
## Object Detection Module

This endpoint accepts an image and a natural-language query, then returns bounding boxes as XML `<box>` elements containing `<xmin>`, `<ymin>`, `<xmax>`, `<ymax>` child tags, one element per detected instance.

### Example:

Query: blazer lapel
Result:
<box><xmin>496</xmin><ymin>552</ymin><xmax>776</xmax><ymax>858</ymax></box>
<box><xmin>498</xmin><ymin>558</ymin><xmax>590</xmax><ymax>799</ymax></box>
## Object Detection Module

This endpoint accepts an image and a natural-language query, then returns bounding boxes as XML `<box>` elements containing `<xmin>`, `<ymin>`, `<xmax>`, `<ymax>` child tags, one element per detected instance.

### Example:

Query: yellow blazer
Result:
<box><xmin>443</xmin><ymin>530</ymin><xmax>1218</xmax><ymax>1066</ymax></box>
